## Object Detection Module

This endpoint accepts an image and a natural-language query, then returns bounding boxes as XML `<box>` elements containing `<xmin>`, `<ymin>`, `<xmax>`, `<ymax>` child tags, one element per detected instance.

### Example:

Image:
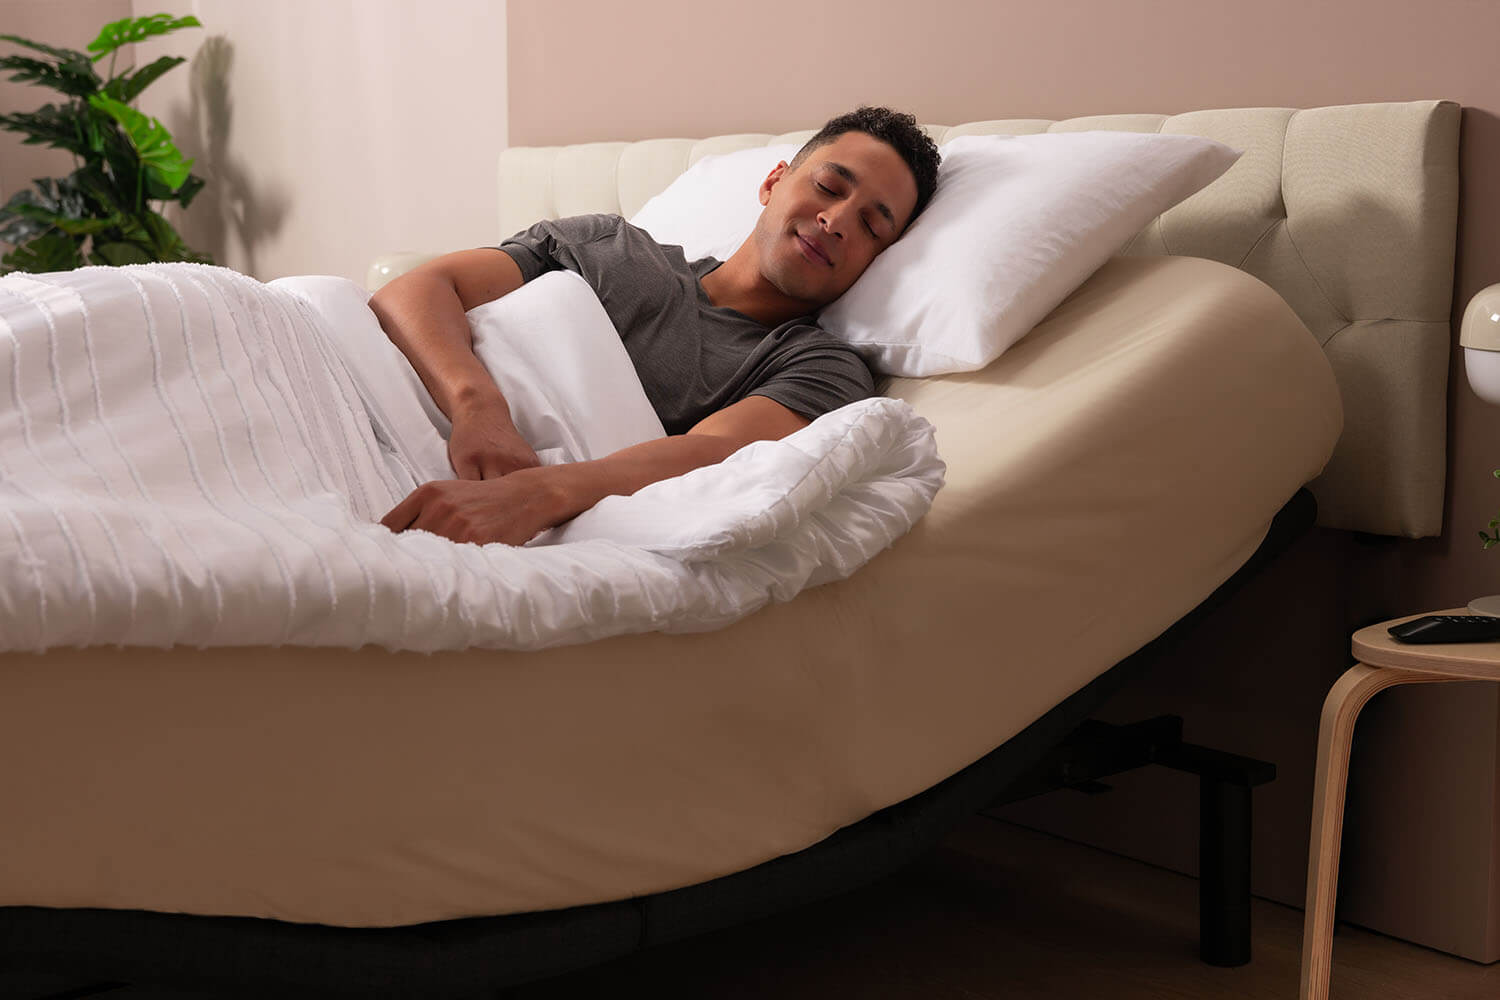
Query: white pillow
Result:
<box><xmin>629</xmin><ymin>143</ymin><xmax>800</xmax><ymax>261</ymax></box>
<box><xmin>465</xmin><ymin>270</ymin><xmax>666</xmax><ymax>462</ymax></box>
<box><xmin>271</xmin><ymin>272</ymin><xmax>665</xmax><ymax>484</ymax></box>
<box><xmin>818</xmin><ymin>131</ymin><xmax>1242</xmax><ymax>376</ymax></box>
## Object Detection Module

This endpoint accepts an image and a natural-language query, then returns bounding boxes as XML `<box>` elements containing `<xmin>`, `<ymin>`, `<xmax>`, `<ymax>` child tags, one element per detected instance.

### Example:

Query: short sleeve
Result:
<box><xmin>493</xmin><ymin>214</ymin><xmax>626</xmax><ymax>285</ymax></box>
<box><xmin>747</xmin><ymin>333</ymin><xmax>876</xmax><ymax>421</ymax></box>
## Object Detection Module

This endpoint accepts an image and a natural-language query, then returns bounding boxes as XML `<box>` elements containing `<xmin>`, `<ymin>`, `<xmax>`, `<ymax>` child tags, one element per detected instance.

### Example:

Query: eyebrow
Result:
<box><xmin>823</xmin><ymin>161</ymin><xmax>897</xmax><ymax>232</ymax></box>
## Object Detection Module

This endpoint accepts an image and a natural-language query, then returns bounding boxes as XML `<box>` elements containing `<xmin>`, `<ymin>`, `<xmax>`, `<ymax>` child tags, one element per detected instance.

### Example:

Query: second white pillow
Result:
<box><xmin>818</xmin><ymin>131</ymin><xmax>1241</xmax><ymax>376</ymax></box>
<box><xmin>630</xmin><ymin>143</ymin><xmax>800</xmax><ymax>261</ymax></box>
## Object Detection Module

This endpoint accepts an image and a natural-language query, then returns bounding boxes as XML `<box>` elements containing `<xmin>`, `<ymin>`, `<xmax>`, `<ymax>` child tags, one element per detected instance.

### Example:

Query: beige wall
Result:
<box><xmin>1</xmin><ymin>0</ymin><xmax>509</xmax><ymax>283</ymax></box>
<box><xmin>508</xmin><ymin>0</ymin><xmax>1500</xmax><ymax>961</ymax></box>
<box><xmin>134</xmin><ymin>0</ymin><xmax>508</xmax><ymax>283</ymax></box>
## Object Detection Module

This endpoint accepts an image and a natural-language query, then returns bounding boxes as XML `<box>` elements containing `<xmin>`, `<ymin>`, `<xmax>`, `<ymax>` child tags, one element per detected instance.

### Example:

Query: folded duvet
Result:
<box><xmin>0</xmin><ymin>263</ymin><xmax>942</xmax><ymax>652</ymax></box>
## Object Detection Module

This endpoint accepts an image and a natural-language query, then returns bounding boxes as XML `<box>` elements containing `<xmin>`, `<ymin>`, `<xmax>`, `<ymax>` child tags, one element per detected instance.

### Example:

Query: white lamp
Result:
<box><xmin>1461</xmin><ymin>282</ymin><xmax>1500</xmax><ymax>614</ymax></box>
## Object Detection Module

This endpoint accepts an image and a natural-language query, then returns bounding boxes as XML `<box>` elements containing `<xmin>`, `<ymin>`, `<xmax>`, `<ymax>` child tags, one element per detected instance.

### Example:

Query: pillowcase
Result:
<box><xmin>465</xmin><ymin>270</ymin><xmax>666</xmax><ymax>463</ymax></box>
<box><xmin>629</xmin><ymin>143</ymin><xmax>800</xmax><ymax>261</ymax></box>
<box><xmin>819</xmin><ymin>131</ymin><xmax>1242</xmax><ymax>376</ymax></box>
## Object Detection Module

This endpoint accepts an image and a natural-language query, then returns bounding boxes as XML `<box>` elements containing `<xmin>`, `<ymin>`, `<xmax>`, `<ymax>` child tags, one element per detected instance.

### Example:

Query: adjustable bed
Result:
<box><xmin>0</xmin><ymin>99</ymin><xmax>1457</xmax><ymax>997</ymax></box>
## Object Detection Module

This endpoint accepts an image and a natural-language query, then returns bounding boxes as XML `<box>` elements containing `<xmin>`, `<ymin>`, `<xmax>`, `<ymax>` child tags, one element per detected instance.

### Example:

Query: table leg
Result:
<box><xmin>1299</xmin><ymin>663</ymin><xmax>1457</xmax><ymax>1000</ymax></box>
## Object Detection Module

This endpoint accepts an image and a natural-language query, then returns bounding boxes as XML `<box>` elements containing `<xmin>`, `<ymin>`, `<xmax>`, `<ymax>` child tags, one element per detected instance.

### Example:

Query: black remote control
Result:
<box><xmin>1387</xmin><ymin>615</ymin><xmax>1500</xmax><ymax>644</ymax></box>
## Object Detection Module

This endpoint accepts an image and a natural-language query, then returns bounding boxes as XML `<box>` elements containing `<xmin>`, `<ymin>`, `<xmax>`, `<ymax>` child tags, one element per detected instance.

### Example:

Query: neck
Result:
<box><xmin>699</xmin><ymin>245</ymin><xmax>818</xmax><ymax>327</ymax></box>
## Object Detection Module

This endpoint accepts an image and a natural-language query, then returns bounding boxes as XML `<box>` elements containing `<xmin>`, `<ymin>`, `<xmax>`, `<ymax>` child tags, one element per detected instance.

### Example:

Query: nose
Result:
<box><xmin>817</xmin><ymin>207</ymin><xmax>847</xmax><ymax>241</ymax></box>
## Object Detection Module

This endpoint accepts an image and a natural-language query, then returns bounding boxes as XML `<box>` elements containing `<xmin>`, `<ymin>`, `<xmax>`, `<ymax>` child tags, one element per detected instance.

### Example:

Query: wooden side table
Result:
<box><xmin>1300</xmin><ymin>610</ymin><xmax>1500</xmax><ymax>999</ymax></box>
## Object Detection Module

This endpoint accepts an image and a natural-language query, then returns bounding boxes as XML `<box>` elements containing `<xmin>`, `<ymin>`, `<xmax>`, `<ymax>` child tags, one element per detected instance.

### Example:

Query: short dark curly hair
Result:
<box><xmin>788</xmin><ymin>106</ymin><xmax>941</xmax><ymax>229</ymax></box>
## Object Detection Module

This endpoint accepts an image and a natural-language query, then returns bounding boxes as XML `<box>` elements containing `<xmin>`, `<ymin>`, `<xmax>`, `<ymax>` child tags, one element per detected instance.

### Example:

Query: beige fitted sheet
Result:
<box><xmin>0</xmin><ymin>256</ymin><xmax>1343</xmax><ymax>927</ymax></box>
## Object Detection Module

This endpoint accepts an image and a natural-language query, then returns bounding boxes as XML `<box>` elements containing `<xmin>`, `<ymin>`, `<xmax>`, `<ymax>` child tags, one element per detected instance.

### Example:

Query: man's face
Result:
<box><xmin>750</xmin><ymin>131</ymin><xmax>919</xmax><ymax>309</ymax></box>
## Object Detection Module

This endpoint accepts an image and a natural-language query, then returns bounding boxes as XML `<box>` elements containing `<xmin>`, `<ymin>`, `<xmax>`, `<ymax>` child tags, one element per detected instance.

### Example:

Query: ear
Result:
<box><xmin>758</xmin><ymin>161</ymin><xmax>789</xmax><ymax>206</ymax></box>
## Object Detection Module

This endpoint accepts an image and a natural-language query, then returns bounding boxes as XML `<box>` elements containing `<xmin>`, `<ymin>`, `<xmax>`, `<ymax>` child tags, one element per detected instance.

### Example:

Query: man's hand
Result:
<box><xmin>447</xmin><ymin>396</ymin><xmax>540</xmax><ymax>479</ymax></box>
<box><xmin>380</xmin><ymin>467</ymin><xmax>566</xmax><ymax>546</ymax></box>
<box><xmin>369</xmin><ymin>249</ymin><xmax>534</xmax><ymax>475</ymax></box>
<box><xmin>381</xmin><ymin>396</ymin><xmax>813</xmax><ymax>547</ymax></box>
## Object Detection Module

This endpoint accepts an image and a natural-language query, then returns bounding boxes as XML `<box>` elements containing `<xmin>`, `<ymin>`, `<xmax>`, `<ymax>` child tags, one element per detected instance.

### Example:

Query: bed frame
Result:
<box><xmin>0</xmin><ymin>100</ymin><xmax>1460</xmax><ymax>997</ymax></box>
<box><xmin>1</xmin><ymin>492</ymin><xmax>1312</xmax><ymax>999</ymax></box>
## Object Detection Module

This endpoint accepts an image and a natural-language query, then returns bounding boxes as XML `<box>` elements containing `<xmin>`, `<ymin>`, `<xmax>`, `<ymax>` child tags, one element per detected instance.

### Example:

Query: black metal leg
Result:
<box><xmin>995</xmin><ymin>716</ymin><xmax>1272</xmax><ymax>967</ymax></box>
<box><xmin>1199</xmin><ymin>776</ymin><xmax>1252</xmax><ymax>967</ymax></box>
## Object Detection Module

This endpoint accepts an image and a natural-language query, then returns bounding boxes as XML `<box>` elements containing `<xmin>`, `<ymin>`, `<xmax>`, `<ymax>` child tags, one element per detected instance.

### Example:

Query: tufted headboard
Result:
<box><xmin>494</xmin><ymin>101</ymin><xmax>1460</xmax><ymax>538</ymax></box>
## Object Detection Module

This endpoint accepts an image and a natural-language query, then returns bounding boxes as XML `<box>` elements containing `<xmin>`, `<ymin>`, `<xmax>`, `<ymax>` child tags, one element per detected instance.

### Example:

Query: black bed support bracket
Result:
<box><xmin>989</xmin><ymin>715</ymin><xmax>1276</xmax><ymax>968</ymax></box>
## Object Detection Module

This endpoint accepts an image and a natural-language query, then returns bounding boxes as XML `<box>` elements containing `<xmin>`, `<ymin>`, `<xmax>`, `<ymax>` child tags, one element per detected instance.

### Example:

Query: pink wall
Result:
<box><xmin>509</xmin><ymin>1</ymin><xmax>1491</xmax><ymax>145</ymax></box>
<box><xmin>0</xmin><ymin>0</ymin><xmax>131</xmax><ymax>208</ymax></box>
<box><xmin>511</xmin><ymin>0</ymin><xmax>1500</xmax><ymax>961</ymax></box>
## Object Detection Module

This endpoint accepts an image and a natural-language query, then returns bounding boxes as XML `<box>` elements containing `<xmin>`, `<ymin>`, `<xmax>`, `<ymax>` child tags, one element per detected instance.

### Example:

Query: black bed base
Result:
<box><xmin>0</xmin><ymin>488</ymin><xmax>1318</xmax><ymax>1000</ymax></box>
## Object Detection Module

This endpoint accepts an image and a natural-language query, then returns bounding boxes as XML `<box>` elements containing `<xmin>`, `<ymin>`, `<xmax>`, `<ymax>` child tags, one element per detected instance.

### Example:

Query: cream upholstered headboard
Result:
<box><xmin>494</xmin><ymin>101</ymin><xmax>1460</xmax><ymax>538</ymax></box>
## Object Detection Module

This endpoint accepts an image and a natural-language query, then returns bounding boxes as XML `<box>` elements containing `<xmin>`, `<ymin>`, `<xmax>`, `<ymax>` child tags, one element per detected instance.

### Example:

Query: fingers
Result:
<box><xmin>378</xmin><ymin>476</ymin><xmax>552</xmax><ymax>546</ymax></box>
<box><xmin>380</xmin><ymin>486</ymin><xmax>426</xmax><ymax>532</ymax></box>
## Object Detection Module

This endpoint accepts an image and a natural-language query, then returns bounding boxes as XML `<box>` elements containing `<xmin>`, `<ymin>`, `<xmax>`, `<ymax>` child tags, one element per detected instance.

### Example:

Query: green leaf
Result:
<box><xmin>1</xmin><ymin>231</ymin><xmax>85</xmax><ymax>274</ymax></box>
<box><xmin>87</xmin><ymin>93</ymin><xmax>193</xmax><ymax>192</ymax></box>
<box><xmin>0</xmin><ymin>34</ymin><xmax>92</xmax><ymax>64</ymax></box>
<box><xmin>102</xmin><ymin>54</ymin><xmax>185</xmax><ymax>103</ymax></box>
<box><xmin>0</xmin><ymin>207</ymin><xmax>48</xmax><ymax>246</ymax></box>
<box><xmin>136</xmin><ymin>210</ymin><xmax>207</xmax><ymax>263</ymax></box>
<box><xmin>0</xmin><ymin>104</ymin><xmax>90</xmax><ymax>156</ymax></box>
<box><xmin>46</xmin><ymin>213</ymin><xmax>117</xmax><ymax>237</ymax></box>
<box><xmin>0</xmin><ymin>177</ymin><xmax>123</xmax><ymax>249</ymax></box>
<box><xmin>69</xmin><ymin>162</ymin><xmax>127</xmax><ymax>216</ymax></box>
<box><xmin>172</xmin><ymin>172</ymin><xmax>205</xmax><ymax>209</ymax></box>
<box><xmin>5</xmin><ymin>177</ymin><xmax>88</xmax><ymax>223</ymax></box>
<box><xmin>5</xmin><ymin>200</ymin><xmax>73</xmax><ymax>227</ymax></box>
<box><xmin>0</xmin><ymin>53</ymin><xmax>102</xmax><ymax>98</ymax></box>
<box><xmin>89</xmin><ymin>241</ymin><xmax>153</xmax><ymax>266</ymax></box>
<box><xmin>144</xmin><ymin>167</ymin><xmax>205</xmax><ymax>206</ymax></box>
<box><xmin>86</xmin><ymin>14</ymin><xmax>201</xmax><ymax>63</ymax></box>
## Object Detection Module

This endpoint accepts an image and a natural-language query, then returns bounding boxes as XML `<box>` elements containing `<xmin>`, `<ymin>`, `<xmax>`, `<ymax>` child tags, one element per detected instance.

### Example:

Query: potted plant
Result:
<box><xmin>0</xmin><ymin>12</ymin><xmax>210</xmax><ymax>274</ymax></box>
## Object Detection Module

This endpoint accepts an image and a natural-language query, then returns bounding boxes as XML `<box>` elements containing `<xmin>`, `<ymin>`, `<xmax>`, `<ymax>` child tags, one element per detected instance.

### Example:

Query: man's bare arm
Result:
<box><xmin>553</xmin><ymin>395</ymin><xmax>810</xmax><ymax>513</ymax></box>
<box><xmin>368</xmin><ymin>249</ymin><xmax>538</xmax><ymax>478</ymax></box>
<box><xmin>380</xmin><ymin>396</ymin><xmax>811</xmax><ymax>544</ymax></box>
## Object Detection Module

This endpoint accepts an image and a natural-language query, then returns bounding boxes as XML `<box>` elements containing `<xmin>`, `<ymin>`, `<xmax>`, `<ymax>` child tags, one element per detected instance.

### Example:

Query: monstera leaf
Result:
<box><xmin>87</xmin><ymin>93</ymin><xmax>193</xmax><ymax>191</ymax></box>
<box><xmin>86</xmin><ymin>15</ymin><xmax>201</xmax><ymax>63</ymax></box>
<box><xmin>102</xmin><ymin>55</ymin><xmax>187</xmax><ymax>104</ymax></box>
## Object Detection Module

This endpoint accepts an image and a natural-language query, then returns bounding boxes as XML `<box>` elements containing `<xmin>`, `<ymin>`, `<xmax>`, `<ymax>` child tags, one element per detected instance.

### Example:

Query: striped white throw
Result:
<box><xmin>0</xmin><ymin>263</ymin><xmax>943</xmax><ymax>652</ymax></box>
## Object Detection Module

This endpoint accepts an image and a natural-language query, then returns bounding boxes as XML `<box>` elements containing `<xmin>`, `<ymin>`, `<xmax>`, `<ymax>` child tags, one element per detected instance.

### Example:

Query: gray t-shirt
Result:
<box><xmin>494</xmin><ymin>214</ymin><xmax>875</xmax><ymax>435</ymax></box>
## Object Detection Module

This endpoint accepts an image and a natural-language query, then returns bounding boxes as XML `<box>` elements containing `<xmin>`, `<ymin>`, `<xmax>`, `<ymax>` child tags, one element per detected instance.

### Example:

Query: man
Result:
<box><xmin>373</xmin><ymin>106</ymin><xmax>940</xmax><ymax>546</ymax></box>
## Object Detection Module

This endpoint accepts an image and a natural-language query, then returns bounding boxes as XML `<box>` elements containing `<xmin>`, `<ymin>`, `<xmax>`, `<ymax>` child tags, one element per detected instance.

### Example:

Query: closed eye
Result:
<box><xmin>816</xmin><ymin>180</ymin><xmax>880</xmax><ymax>240</ymax></box>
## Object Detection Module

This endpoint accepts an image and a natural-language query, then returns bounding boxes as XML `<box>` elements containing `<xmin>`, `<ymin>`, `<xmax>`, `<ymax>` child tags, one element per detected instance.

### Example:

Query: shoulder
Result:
<box><xmin>561</xmin><ymin>214</ymin><xmax>685</xmax><ymax>259</ymax></box>
<box><xmin>538</xmin><ymin>212</ymin><xmax>630</xmax><ymax>244</ymax></box>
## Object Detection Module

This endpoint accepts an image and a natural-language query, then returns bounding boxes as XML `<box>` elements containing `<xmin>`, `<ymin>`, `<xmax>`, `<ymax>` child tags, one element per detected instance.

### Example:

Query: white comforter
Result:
<box><xmin>0</xmin><ymin>263</ymin><xmax>943</xmax><ymax>652</ymax></box>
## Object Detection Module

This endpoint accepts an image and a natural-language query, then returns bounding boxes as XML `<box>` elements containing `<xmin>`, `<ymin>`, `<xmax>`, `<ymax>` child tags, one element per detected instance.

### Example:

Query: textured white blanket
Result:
<box><xmin>0</xmin><ymin>264</ymin><xmax>943</xmax><ymax>652</ymax></box>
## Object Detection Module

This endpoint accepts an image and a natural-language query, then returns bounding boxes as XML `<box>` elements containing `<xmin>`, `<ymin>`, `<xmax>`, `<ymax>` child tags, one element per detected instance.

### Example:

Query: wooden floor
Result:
<box><xmin>9</xmin><ymin>817</ymin><xmax>1498</xmax><ymax>999</ymax></box>
<box><xmin>501</xmin><ymin>816</ymin><xmax>1499</xmax><ymax>1000</ymax></box>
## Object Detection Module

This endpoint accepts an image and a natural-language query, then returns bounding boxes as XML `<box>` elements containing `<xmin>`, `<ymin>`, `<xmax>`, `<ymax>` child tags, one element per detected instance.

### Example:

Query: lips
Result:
<box><xmin>796</xmin><ymin>233</ymin><xmax>833</xmax><ymax>267</ymax></box>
